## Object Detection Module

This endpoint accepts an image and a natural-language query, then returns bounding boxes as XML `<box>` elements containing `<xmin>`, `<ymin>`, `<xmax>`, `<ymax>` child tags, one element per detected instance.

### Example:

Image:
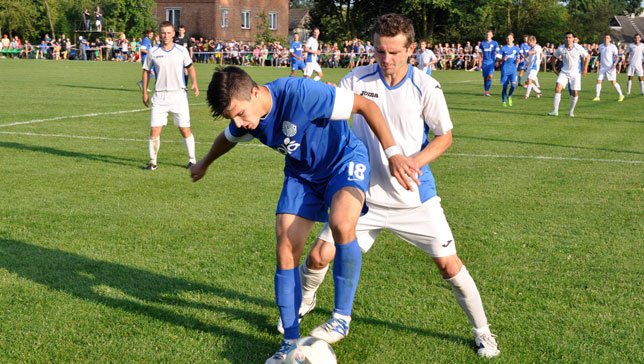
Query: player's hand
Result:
<box><xmin>192</xmin><ymin>84</ymin><xmax>200</xmax><ymax>97</ymax></box>
<box><xmin>388</xmin><ymin>154</ymin><xmax>422</xmax><ymax>191</ymax></box>
<box><xmin>142</xmin><ymin>93</ymin><xmax>149</xmax><ymax>107</ymax></box>
<box><xmin>190</xmin><ymin>160</ymin><xmax>208</xmax><ymax>182</ymax></box>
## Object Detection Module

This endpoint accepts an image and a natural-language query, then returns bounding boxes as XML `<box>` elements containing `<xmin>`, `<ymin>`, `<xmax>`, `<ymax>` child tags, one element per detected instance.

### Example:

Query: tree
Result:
<box><xmin>0</xmin><ymin>0</ymin><xmax>39</xmax><ymax>39</ymax></box>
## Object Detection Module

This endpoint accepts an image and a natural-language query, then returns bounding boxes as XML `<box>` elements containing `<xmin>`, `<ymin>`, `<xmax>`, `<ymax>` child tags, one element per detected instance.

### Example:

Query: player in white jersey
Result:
<box><xmin>524</xmin><ymin>35</ymin><xmax>543</xmax><ymax>99</ymax></box>
<box><xmin>548</xmin><ymin>32</ymin><xmax>590</xmax><ymax>118</ymax></box>
<box><xmin>286</xmin><ymin>13</ymin><xmax>500</xmax><ymax>358</ymax></box>
<box><xmin>416</xmin><ymin>40</ymin><xmax>437</xmax><ymax>75</ymax></box>
<box><xmin>142</xmin><ymin>21</ymin><xmax>199</xmax><ymax>170</ymax></box>
<box><xmin>593</xmin><ymin>34</ymin><xmax>624</xmax><ymax>102</ymax></box>
<box><xmin>626</xmin><ymin>33</ymin><xmax>644</xmax><ymax>95</ymax></box>
<box><xmin>303</xmin><ymin>27</ymin><xmax>323</xmax><ymax>81</ymax></box>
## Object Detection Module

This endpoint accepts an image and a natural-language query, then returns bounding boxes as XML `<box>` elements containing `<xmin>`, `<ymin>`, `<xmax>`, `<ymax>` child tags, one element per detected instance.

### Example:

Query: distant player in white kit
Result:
<box><xmin>284</xmin><ymin>13</ymin><xmax>500</xmax><ymax>358</ymax></box>
<box><xmin>548</xmin><ymin>32</ymin><xmax>590</xmax><ymax>118</ymax></box>
<box><xmin>626</xmin><ymin>33</ymin><xmax>644</xmax><ymax>95</ymax></box>
<box><xmin>592</xmin><ymin>34</ymin><xmax>624</xmax><ymax>102</ymax></box>
<box><xmin>142</xmin><ymin>21</ymin><xmax>199</xmax><ymax>170</ymax></box>
<box><xmin>416</xmin><ymin>40</ymin><xmax>437</xmax><ymax>76</ymax></box>
<box><xmin>524</xmin><ymin>35</ymin><xmax>543</xmax><ymax>99</ymax></box>
<box><xmin>303</xmin><ymin>28</ymin><xmax>323</xmax><ymax>81</ymax></box>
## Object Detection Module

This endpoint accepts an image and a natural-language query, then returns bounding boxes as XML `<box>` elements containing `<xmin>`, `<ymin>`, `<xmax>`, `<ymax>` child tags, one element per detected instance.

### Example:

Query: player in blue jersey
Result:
<box><xmin>478</xmin><ymin>30</ymin><xmax>500</xmax><ymax>96</ymax></box>
<box><xmin>289</xmin><ymin>33</ymin><xmax>306</xmax><ymax>77</ymax></box>
<box><xmin>191</xmin><ymin>66</ymin><xmax>420</xmax><ymax>364</ymax></box>
<box><xmin>137</xmin><ymin>29</ymin><xmax>155</xmax><ymax>91</ymax></box>
<box><xmin>499</xmin><ymin>33</ymin><xmax>520</xmax><ymax>107</ymax></box>
<box><xmin>517</xmin><ymin>34</ymin><xmax>530</xmax><ymax>86</ymax></box>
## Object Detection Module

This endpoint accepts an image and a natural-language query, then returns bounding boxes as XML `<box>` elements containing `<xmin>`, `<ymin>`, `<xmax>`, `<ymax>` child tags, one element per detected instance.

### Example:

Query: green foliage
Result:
<box><xmin>0</xmin><ymin>0</ymin><xmax>39</xmax><ymax>39</ymax></box>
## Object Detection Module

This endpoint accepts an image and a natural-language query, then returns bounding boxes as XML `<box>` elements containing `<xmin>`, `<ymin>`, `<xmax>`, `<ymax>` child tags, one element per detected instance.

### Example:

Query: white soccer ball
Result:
<box><xmin>285</xmin><ymin>336</ymin><xmax>337</xmax><ymax>364</ymax></box>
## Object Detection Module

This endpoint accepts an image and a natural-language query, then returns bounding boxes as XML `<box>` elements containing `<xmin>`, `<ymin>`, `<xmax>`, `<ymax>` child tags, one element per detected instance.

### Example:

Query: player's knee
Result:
<box><xmin>434</xmin><ymin>255</ymin><xmax>463</xmax><ymax>279</ymax></box>
<box><xmin>328</xmin><ymin>219</ymin><xmax>355</xmax><ymax>243</ymax></box>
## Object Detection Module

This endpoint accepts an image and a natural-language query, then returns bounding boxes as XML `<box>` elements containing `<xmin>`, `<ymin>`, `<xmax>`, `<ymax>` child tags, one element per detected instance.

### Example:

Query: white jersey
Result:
<box><xmin>628</xmin><ymin>43</ymin><xmax>644</xmax><ymax>65</ymax></box>
<box><xmin>416</xmin><ymin>49</ymin><xmax>436</xmax><ymax>74</ymax></box>
<box><xmin>340</xmin><ymin>64</ymin><xmax>453</xmax><ymax>208</ymax></box>
<box><xmin>527</xmin><ymin>44</ymin><xmax>542</xmax><ymax>71</ymax></box>
<box><xmin>143</xmin><ymin>44</ymin><xmax>192</xmax><ymax>92</ymax></box>
<box><xmin>305</xmin><ymin>36</ymin><xmax>319</xmax><ymax>63</ymax></box>
<box><xmin>598</xmin><ymin>43</ymin><xmax>618</xmax><ymax>69</ymax></box>
<box><xmin>554</xmin><ymin>43</ymin><xmax>589</xmax><ymax>75</ymax></box>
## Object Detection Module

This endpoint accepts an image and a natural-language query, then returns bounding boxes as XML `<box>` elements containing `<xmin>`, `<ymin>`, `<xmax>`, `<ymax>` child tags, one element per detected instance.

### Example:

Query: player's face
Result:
<box><xmin>506</xmin><ymin>35</ymin><xmax>514</xmax><ymax>45</ymax></box>
<box><xmin>374</xmin><ymin>33</ymin><xmax>413</xmax><ymax>78</ymax></box>
<box><xmin>226</xmin><ymin>90</ymin><xmax>262</xmax><ymax>130</ymax></box>
<box><xmin>604</xmin><ymin>35</ymin><xmax>611</xmax><ymax>44</ymax></box>
<box><xmin>420</xmin><ymin>41</ymin><xmax>426</xmax><ymax>51</ymax></box>
<box><xmin>313</xmin><ymin>29</ymin><xmax>320</xmax><ymax>39</ymax></box>
<box><xmin>636</xmin><ymin>35</ymin><xmax>642</xmax><ymax>44</ymax></box>
<box><xmin>294</xmin><ymin>34</ymin><xmax>299</xmax><ymax>41</ymax></box>
<box><xmin>160</xmin><ymin>26</ymin><xmax>175</xmax><ymax>46</ymax></box>
<box><xmin>487</xmin><ymin>31</ymin><xmax>493</xmax><ymax>40</ymax></box>
<box><xmin>565</xmin><ymin>34</ymin><xmax>574</xmax><ymax>47</ymax></box>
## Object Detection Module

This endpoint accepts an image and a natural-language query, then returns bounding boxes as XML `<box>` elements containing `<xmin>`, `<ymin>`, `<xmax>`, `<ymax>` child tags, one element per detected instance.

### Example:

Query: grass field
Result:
<box><xmin>0</xmin><ymin>58</ymin><xmax>642</xmax><ymax>363</ymax></box>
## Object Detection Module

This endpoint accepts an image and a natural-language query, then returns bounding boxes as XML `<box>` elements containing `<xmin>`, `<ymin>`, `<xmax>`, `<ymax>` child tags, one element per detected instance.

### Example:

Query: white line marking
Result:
<box><xmin>1</xmin><ymin>131</ymin><xmax>642</xmax><ymax>164</ymax></box>
<box><xmin>0</xmin><ymin>103</ymin><xmax>207</xmax><ymax>128</ymax></box>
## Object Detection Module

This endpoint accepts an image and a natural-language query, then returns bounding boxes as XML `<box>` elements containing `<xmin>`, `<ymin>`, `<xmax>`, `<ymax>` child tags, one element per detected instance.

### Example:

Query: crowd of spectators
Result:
<box><xmin>0</xmin><ymin>32</ymin><xmax>639</xmax><ymax>74</ymax></box>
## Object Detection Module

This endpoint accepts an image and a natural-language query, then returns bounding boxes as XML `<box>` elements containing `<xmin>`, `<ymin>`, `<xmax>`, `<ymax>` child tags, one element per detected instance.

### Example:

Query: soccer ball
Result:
<box><xmin>285</xmin><ymin>336</ymin><xmax>337</xmax><ymax>364</ymax></box>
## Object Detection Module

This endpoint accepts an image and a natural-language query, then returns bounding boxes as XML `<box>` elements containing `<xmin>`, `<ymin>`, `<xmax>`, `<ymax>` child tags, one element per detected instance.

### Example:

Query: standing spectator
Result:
<box><xmin>259</xmin><ymin>45</ymin><xmax>268</xmax><ymax>66</ymax></box>
<box><xmin>21</xmin><ymin>40</ymin><xmax>33</xmax><ymax>59</ymax></box>
<box><xmin>83</xmin><ymin>9</ymin><xmax>91</xmax><ymax>31</ymax></box>
<box><xmin>95</xmin><ymin>7</ymin><xmax>103</xmax><ymax>32</ymax></box>
<box><xmin>60</xmin><ymin>34</ymin><xmax>68</xmax><ymax>60</ymax></box>
<box><xmin>141</xmin><ymin>21</ymin><xmax>199</xmax><ymax>171</ymax></box>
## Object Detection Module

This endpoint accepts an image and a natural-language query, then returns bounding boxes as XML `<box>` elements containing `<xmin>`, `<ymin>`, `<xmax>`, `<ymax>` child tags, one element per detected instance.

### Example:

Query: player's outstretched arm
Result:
<box><xmin>352</xmin><ymin>94</ymin><xmax>421</xmax><ymax>190</ymax></box>
<box><xmin>190</xmin><ymin>131</ymin><xmax>236</xmax><ymax>182</ymax></box>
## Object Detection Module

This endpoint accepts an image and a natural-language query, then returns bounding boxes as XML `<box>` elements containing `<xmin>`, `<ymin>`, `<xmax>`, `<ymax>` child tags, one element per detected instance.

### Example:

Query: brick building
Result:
<box><xmin>154</xmin><ymin>0</ymin><xmax>289</xmax><ymax>42</ymax></box>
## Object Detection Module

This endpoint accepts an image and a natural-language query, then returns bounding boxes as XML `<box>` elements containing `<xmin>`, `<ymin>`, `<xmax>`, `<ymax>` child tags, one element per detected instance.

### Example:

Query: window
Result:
<box><xmin>241</xmin><ymin>11</ymin><xmax>250</xmax><ymax>29</ymax></box>
<box><xmin>221</xmin><ymin>9</ymin><xmax>229</xmax><ymax>28</ymax></box>
<box><xmin>269</xmin><ymin>12</ymin><xmax>278</xmax><ymax>30</ymax></box>
<box><xmin>166</xmin><ymin>8</ymin><xmax>180</xmax><ymax>29</ymax></box>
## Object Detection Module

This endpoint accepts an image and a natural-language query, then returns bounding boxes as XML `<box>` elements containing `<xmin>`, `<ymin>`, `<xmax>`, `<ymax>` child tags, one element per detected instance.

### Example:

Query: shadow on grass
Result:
<box><xmin>57</xmin><ymin>84</ymin><xmax>140</xmax><ymax>93</ymax></box>
<box><xmin>0</xmin><ymin>238</ymin><xmax>472</xmax><ymax>360</ymax></box>
<box><xmin>0</xmin><ymin>141</ymin><xmax>184</xmax><ymax>169</ymax></box>
<box><xmin>455</xmin><ymin>135</ymin><xmax>643</xmax><ymax>155</ymax></box>
<box><xmin>0</xmin><ymin>238</ymin><xmax>275</xmax><ymax>363</ymax></box>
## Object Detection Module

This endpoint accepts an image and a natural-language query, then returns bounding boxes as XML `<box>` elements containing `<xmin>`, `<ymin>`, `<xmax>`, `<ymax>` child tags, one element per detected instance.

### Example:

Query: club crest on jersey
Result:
<box><xmin>282</xmin><ymin>120</ymin><xmax>297</xmax><ymax>137</ymax></box>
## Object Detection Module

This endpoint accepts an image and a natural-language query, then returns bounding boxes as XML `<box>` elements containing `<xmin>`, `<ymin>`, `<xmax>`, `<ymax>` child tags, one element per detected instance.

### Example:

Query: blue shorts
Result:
<box><xmin>482</xmin><ymin>63</ymin><xmax>495</xmax><ymax>78</ymax></box>
<box><xmin>500</xmin><ymin>72</ymin><xmax>517</xmax><ymax>85</ymax></box>
<box><xmin>518</xmin><ymin>61</ymin><xmax>526</xmax><ymax>71</ymax></box>
<box><xmin>276</xmin><ymin>146</ymin><xmax>370</xmax><ymax>222</ymax></box>
<box><xmin>291</xmin><ymin>59</ymin><xmax>306</xmax><ymax>71</ymax></box>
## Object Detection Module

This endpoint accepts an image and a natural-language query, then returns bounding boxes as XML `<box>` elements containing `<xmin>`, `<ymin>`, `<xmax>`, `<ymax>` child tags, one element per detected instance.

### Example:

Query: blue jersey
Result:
<box><xmin>500</xmin><ymin>45</ymin><xmax>520</xmax><ymax>74</ymax></box>
<box><xmin>480</xmin><ymin>40</ymin><xmax>500</xmax><ymax>65</ymax></box>
<box><xmin>226</xmin><ymin>77</ymin><xmax>364</xmax><ymax>184</ymax></box>
<box><xmin>519</xmin><ymin>42</ymin><xmax>531</xmax><ymax>63</ymax></box>
<box><xmin>289</xmin><ymin>41</ymin><xmax>303</xmax><ymax>61</ymax></box>
<box><xmin>141</xmin><ymin>36</ymin><xmax>152</xmax><ymax>63</ymax></box>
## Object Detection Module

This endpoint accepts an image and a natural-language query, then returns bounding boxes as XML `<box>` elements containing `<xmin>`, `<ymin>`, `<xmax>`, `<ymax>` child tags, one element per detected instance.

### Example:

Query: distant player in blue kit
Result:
<box><xmin>190</xmin><ymin>66</ymin><xmax>420</xmax><ymax>364</ymax></box>
<box><xmin>478</xmin><ymin>30</ymin><xmax>500</xmax><ymax>96</ymax></box>
<box><xmin>498</xmin><ymin>33</ymin><xmax>520</xmax><ymax>107</ymax></box>
<box><xmin>517</xmin><ymin>34</ymin><xmax>530</xmax><ymax>86</ymax></box>
<box><xmin>289</xmin><ymin>32</ymin><xmax>306</xmax><ymax>77</ymax></box>
<box><xmin>137</xmin><ymin>29</ymin><xmax>155</xmax><ymax>91</ymax></box>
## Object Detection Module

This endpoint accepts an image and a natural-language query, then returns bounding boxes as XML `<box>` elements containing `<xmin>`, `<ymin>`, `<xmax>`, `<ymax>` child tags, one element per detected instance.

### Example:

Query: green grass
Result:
<box><xmin>0</xmin><ymin>58</ymin><xmax>642</xmax><ymax>363</ymax></box>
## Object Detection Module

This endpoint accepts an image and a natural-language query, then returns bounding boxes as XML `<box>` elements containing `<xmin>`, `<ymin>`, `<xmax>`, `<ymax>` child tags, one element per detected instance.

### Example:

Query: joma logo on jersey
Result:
<box><xmin>360</xmin><ymin>91</ymin><xmax>379</xmax><ymax>98</ymax></box>
<box><xmin>277</xmin><ymin>137</ymin><xmax>300</xmax><ymax>155</ymax></box>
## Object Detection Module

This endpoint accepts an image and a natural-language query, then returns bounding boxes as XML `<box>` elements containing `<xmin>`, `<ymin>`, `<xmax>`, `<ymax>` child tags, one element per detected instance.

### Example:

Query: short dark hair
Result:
<box><xmin>159</xmin><ymin>21</ymin><xmax>174</xmax><ymax>30</ymax></box>
<box><xmin>373</xmin><ymin>13</ymin><xmax>415</xmax><ymax>47</ymax></box>
<box><xmin>207</xmin><ymin>66</ymin><xmax>258</xmax><ymax>119</ymax></box>
<box><xmin>565</xmin><ymin>31</ymin><xmax>575</xmax><ymax>38</ymax></box>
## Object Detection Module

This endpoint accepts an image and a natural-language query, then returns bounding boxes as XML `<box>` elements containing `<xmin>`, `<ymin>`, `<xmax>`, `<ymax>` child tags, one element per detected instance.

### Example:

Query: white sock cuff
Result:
<box><xmin>445</xmin><ymin>265</ymin><xmax>469</xmax><ymax>285</ymax></box>
<box><xmin>301</xmin><ymin>262</ymin><xmax>329</xmax><ymax>275</ymax></box>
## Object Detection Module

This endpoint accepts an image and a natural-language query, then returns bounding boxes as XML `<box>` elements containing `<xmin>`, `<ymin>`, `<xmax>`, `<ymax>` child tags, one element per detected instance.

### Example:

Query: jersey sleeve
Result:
<box><xmin>338</xmin><ymin>70</ymin><xmax>355</xmax><ymax>91</ymax></box>
<box><xmin>142</xmin><ymin>50</ymin><xmax>152</xmax><ymax>70</ymax></box>
<box><xmin>422</xmin><ymin>81</ymin><xmax>453</xmax><ymax>136</ymax></box>
<box><xmin>224</xmin><ymin>122</ymin><xmax>254</xmax><ymax>143</ymax></box>
<box><xmin>296</xmin><ymin>80</ymin><xmax>354</xmax><ymax>121</ymax></box>
<box><xmin>182</xmin><ymin>47</ymin><xmax>192</xmax><ymax>67</ymax></box>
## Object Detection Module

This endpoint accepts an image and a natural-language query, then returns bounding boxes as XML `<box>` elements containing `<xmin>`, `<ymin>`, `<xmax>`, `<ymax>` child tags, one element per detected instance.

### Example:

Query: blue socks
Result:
<box><xmin>275</xmin><ymin>267</ymin><xmax>301</xmax><ymax>340</ymax></box>
<box><xmin>484</xmin><ymin>78</ymin><xmax>492</xmax><ymax>92</ymax></box>
<box><xmin>502</xmin><ymin>84</ymin><xmax>508</xmax><ymax>102</ymax></box>
<box><xmin>333</xmin><ymin>240</ymin><xmax>362</xmax><ymax>316</ymax></box>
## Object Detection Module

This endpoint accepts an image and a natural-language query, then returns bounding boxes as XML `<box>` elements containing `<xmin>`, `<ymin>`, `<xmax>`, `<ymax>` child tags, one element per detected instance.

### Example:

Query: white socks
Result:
<box><xmin>445</xmin><ymin>265</ymin><xmax>489</xmax><ymax>330</ymax></box>
<box><xmin>184</xmin><ymin>134</ymin><xmax>196</xmax><ymax>163</ymax></box>
<box><xmin>552</xmin><ymin>93</ymin><xmax>562</xmax><ymax>113</ymax></box>
<box><xmin>595</xmin><ymin>83</ymin><xmax>602</xmax><ymax>98</ymax></box>
<box><xmin>300</xmin><ymin>263</ymin><xmax>329</xmax><ymax>305</ymax></box>
<box><xmin>570</xmin><ymin>96</ymin><xmax>578</xmax><ymax>115</ymax></box>
<box><xmin>614</xmin><ymin>82</ymin><xmax>623</xmax><ymax>96</ymax></box>
<box><xmin>149</xmin><ymin>136</ymin><xmax>160</xmax><ymax>164</ymax></box>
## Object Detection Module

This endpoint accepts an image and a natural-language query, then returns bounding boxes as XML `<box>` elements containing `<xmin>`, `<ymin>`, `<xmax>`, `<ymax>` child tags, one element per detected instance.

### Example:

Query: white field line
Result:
<box><xmin>1</xmin><ymin>131</ymin><xmax>642</xmax><ymax>165</ymax></box>
<box><xmin>0</xmin><ymin>103</ymin><xmax>208</xmax><ymax>128</ymax></box>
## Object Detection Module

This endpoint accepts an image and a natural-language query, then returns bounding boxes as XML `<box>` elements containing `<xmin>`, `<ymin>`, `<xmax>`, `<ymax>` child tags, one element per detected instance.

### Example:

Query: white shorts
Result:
<box><xmin>556</xmin><ymin>72</ymin><xmax>581</xmax><ymax>91</ymax></box>
<box><xmin>597</xmin><ymin>67</ymin><xmax>617</xmax><ymax>81</ymax></box>
<box><xmin>304</xmin><ymin>61</ymin><xmax>322</xmax><ymax>77</ymax></box>
<box><xmin>527</xmin><ymin>69</ymin><xmax>539</xmax><ymax>81</ymax></box>
<box><xmin>318</xmin><ymin>196</ymin><xmax>457</xmax><ymax>258</ymax></box>
<box><xmin>150</xmin><ymin>90</ymin><xmax>191</xmax><ymax>128</ymax></box>
<box><xmin>627</xmin><ymin>63</ymin><xmax>643</xmax><ymax>77</ymax></box>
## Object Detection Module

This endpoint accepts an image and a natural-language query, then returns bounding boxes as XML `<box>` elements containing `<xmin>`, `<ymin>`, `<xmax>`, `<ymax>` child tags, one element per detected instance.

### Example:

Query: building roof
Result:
<box><xmin>289</xmin><ymin>8</ymin><xmax>310</xmax><ymax>30</ymax></box>
<box><xmin>610</xmin><ymin>15</ymin><xmax>644</xmax><ymax>43</ymax></box>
